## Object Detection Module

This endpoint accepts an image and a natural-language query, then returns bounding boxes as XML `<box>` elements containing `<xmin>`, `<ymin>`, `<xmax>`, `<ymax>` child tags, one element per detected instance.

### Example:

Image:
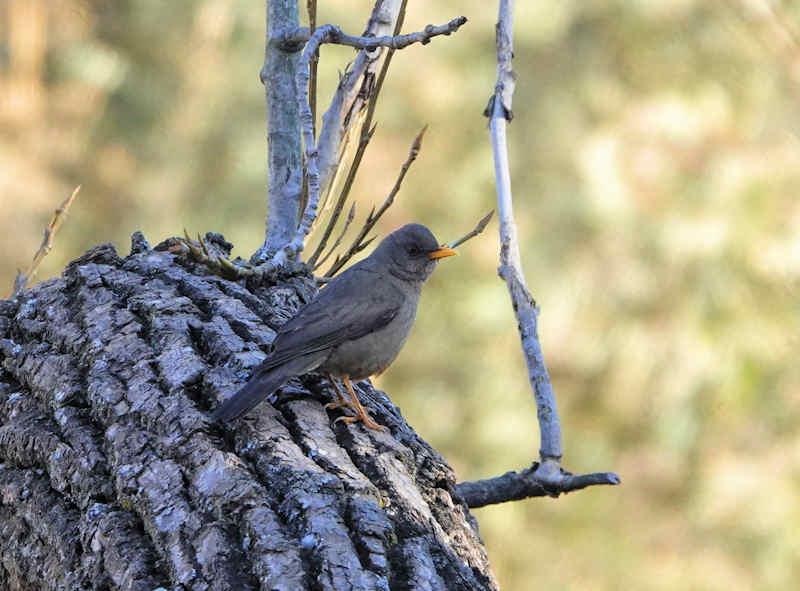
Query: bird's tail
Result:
<box><xmin>211</xmin><ymin>356</ymin><xmax>315</xmax><ymax>423</ymax></box>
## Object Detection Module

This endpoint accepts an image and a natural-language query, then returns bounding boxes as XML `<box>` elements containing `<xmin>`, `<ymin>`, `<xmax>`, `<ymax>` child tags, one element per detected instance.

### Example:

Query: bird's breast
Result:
<box><xmin>319</xmin><ymin>296</ymin><xmax>418</xmax><ymax>380</ymax></box>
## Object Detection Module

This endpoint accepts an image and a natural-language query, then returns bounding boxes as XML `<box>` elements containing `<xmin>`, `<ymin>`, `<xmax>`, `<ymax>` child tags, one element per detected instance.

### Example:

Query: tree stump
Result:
<box><xmin>0</xmin><ymin>234</ymin><xmax>497</xmax><ymax>591</ymax></box>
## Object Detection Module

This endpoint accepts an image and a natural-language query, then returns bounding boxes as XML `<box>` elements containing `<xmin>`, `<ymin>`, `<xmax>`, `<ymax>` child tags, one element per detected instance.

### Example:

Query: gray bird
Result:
<box><xmin>211</xmin><ymin>223</ymin><xmax>457</xmax><ymax>429</ymax></box>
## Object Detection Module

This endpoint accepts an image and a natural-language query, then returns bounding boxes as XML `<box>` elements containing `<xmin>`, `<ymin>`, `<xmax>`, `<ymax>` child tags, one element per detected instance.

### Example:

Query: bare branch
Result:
<box><xmin>324</xmin><ymin>126</ymin><xmax>426</xmax><ymax>276</ymax></box>
<box><xmin>294</xmin><ymin>16</ymin><xmax>467</xmax><ymax>246</ymax></box>
<box><xmin>305</xmin><ymin>0</ymin><xmax>409</xmax><ymax>269</ymax></box>
<box><xmin>488</xmin><ymin>0</ymin><xmax>563</xmax><ymax>476</ymax></box>
<box><xmin>275</xmin><ymin>25</ymin><xmax>338</xmax><ymax>265</ymax></box>
<box><xmin>456</xmin><ymin>464</ymin><xmax>621</xmax><ymax>508</ymax></box>
<box><xmin>297</xmin><ymin>0</ymin><xmax>319</xmax><ymax>218</ymax></box>
<box><xmin>277</xmin><ymin>17</ymin><xmax>468</xmax><ymax>52</ymax></box>
<box><xmin>254</xmin><ymin>0</ymin><xmax>303</xmax><ymax>263</ymax></box>
<box><xmin>307</xmin><ymin>0</ymin><xmax>318</xmax><ymax>135</ymax></box>
<box><xmin>12</xmin><ymin>185</ymin><xmax>81</xmax><ymax>297</ymax></box>
<box><xmin>486</xmin><ymin>0</ymin><xmax>619</xmax><ymax>488</ymax></box>
<box><xmin>276</xmin><ymin>14</ymin><xmax>464</xmax><ymax>264</ymax></box>
<box><xmin>447</xmin><ymin>210</ymin><xmax>494</xmax><ymax>249</ymax></box>
<box><xmin>307</xmin><ymin>0</ymin><xmax>409</xmax><ymax>269</ymax></box>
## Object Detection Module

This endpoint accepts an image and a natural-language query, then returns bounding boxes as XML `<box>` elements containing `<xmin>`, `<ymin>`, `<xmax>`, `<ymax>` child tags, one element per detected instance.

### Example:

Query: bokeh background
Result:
<box><xmin>2</xmin><ymin>0</ymin><xmax>799</xmax><ymax>588</ymax></box>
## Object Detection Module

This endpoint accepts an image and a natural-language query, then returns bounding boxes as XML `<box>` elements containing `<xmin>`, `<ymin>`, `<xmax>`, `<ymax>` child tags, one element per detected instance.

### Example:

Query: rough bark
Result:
<box><xmin>0</xmin><ymin>234</ymin><xmax>497</xmax><ymax>591</ymax></box>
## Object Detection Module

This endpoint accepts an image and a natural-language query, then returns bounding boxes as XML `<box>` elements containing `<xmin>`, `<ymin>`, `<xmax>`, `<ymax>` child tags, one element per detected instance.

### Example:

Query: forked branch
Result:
<box><xmin>456</xmin><ymin>464</ymin><xmax>620</xmax><ymax>508</ymax></box>
<box><xmin>274</xmin><ymin>18</ymin><xmax>467</xmax><ymax>265</ymax></box>
<box><xmin>276</xmin><ymin>17</ymin><xmax>467</xmax><ymax>52</ymax></box>
<box><xmin>464</xmin><ymin>0</ymin><xmax>620</xmax><ymax>492</ymax></box>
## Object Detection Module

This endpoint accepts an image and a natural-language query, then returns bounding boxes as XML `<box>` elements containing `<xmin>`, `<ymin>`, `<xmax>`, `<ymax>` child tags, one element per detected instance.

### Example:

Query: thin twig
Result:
<box><xmin>447</xmin><ymin>211</ymin><xmax>494</xmax><ymax>249</ymax></box>
<box><xmin>307</xmin><ymin>0</ymin><xmax>318</xmax><ymax>134</ymax></box>
<box><xmin>12</xmin><ymin>186</ymin><xmax>81</xmax><ymax>296</ymax></box>
<box><xmin>313</xmin><ymin>203</ymin><xmax>356</xmax><ymax>270</ymax></box>
<box><xmin>277</xmin><ymin>17</ymin><xmax>467</xmax><ymax>53</ymax></box>
<box><xmin>306</xmin><ymin>120</ymin><xmax>376</xmax><ymax>267</ymax></box>
<box><xmin>456</xmin><ymin>464</ymin><xmax>621</xmax><ymax>508</ymax></box>
<box><xmin>297</xmin><ymin>0</ymin><xmax>318</xmax><ymax>219</ymax></box>
<box><xmin>323</xmin><ymin>235</ymin><xmax>377</xmax><ymax>280</ymax></box>
<box><xmin>362</xmin><ymin>0</ymin><xmax>408</xmax><ymax>131</ymax></box>
<box><xmin>324</xmin><ymin>126</ymin><xmax>426</xmax><ymax>276</ymax></box>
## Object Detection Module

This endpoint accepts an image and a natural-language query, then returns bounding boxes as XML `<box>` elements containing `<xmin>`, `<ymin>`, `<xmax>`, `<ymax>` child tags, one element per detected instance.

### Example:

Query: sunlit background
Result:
<box><xmin>2</xmin><ymin>1</ymin><xmax>799</xmax><ymax>589</ymax></box>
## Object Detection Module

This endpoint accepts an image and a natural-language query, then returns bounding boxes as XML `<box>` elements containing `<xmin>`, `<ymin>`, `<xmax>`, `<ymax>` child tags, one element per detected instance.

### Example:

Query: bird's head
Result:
<box><xmin>371</xmin><ymin>223</ymin><xmax>457</xmax><ymax>282</ymax></box>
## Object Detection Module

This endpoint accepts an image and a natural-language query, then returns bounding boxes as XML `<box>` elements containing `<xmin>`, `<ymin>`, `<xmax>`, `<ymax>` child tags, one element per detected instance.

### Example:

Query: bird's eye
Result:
<box><xmin>408</xmin><ymin>246</ymin><xmax>421</xmax><ymax>256</ymax></box>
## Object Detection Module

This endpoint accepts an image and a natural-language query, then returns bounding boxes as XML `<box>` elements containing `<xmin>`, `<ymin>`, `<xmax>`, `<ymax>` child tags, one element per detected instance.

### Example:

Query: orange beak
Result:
<box><xmin>427</xmin><ymin>245</ymin><xmax>458</xmax><ymax>260</ymax></box>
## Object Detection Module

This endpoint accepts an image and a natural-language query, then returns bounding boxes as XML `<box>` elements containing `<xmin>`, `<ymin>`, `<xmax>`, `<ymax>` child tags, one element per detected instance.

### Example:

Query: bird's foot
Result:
<box><xmin>324</xmin><ymin>377</ymin><xmax>353</xmax><ymax>413</ymax></box>
<box><xmin>328</xmin><ymin>375</ymin><xmax>388</xmax><ymax>431</ymax></box>
<box><xmin>324</xmin><ymin>398</ymin><xmax>353</xmax><ymax>412</ymax></box>
<box><xmin>333</xmin><ymin>411</ymin><xmax>387</xmax><ymax>432</ymax></box>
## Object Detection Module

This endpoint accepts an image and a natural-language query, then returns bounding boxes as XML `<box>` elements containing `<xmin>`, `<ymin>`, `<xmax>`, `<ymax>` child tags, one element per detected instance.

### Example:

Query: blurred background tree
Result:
<box><xmin>2</xmin><ymin>0</ymin><xmax>799</xmax><ymax>589</ymax></box>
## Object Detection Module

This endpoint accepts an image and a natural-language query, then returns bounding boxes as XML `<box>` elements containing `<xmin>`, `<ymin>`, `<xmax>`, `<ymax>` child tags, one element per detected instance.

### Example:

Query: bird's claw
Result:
<box><xmin>324</xmin><ymin>400</ymin><xmax>353</xmax><ymax>412</ymax></box>
<box><xmin>333</xmin><ymin>413</ymin><xmax>387</xmax><ymax>431</ymax></box>
<box><xmin>324</xmin><ymin>388</ymin><xmax>352</xmax><ymax>412</ymax></box>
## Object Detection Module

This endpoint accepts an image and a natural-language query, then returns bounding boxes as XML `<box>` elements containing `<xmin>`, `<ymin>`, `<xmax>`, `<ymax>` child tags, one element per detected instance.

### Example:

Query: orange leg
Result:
<box><xmin>324</xmin><ymin>375</ymin><xmax>351</xmax><ymax>412</ymax></box>
<box><xmin>333</xmin><ymin>375</ymin><xmax>386</xmax><ymax>431</ymax></box>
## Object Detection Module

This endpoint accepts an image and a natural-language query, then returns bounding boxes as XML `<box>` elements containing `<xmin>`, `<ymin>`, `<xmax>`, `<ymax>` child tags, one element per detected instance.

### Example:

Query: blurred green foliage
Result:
<box><xmin>2</xmin><ymin>1</ymin><xmax>799</xmax><ymax>589</ymax></box>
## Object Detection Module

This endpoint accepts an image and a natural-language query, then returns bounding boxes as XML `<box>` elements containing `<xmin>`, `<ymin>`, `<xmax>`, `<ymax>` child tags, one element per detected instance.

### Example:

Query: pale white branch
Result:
<box><xmin>487</xmin><ymin>0</ymin><xmax>621</xmax><ymax>490</ymax></box>
<box><xmin>253</xmin><ymin>0</ymin><xmax>303</xmax><ymax>263</ymax></box>
<box><xmin>489</xmin><ymin>0</ymin><xmax>564</xmax><ymax>469</ymax></box>
<box><xmin>276</xmin><ymin>17</ymin><xmax>467</xmax><ymax>51</ymax></box>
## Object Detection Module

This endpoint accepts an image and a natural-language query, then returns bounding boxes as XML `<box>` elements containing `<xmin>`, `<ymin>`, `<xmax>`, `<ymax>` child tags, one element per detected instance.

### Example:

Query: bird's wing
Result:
<box><xmin>257</xmin><ymin>266</ymin><xmax>404</xmax><ymax>371</ymax></box>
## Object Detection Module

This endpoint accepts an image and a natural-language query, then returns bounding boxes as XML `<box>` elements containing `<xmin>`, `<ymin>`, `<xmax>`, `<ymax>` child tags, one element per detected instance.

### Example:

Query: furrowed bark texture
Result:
<box><xmin>0</xmin><ymin>236</ymin><xmax>497</xmax><ymax>591</ymax></box>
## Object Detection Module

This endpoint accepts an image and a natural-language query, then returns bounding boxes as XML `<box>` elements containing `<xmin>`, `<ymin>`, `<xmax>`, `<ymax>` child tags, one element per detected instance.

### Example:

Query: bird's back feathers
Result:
<box><xmin>210</xmin><ymin>224</ymin><xmax>444</xmax><ymax>423</ymax></box>
<box><xmin>211</xmin><ymin>266</ymin><xmax>404</xmax><ymax>423</ymax></box>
